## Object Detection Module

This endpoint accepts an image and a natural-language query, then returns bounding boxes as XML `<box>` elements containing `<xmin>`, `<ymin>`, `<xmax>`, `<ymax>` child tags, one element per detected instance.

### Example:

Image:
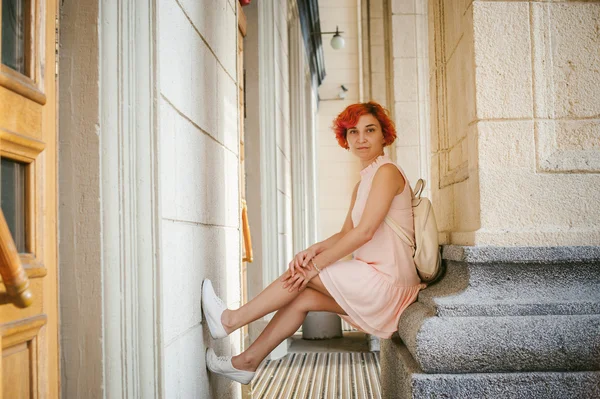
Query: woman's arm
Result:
<box><xmin>309</xmin><ymin>181</ymin><xmax>360</xmax><ymax>255</ymax></box>
<box><xmin>311</xmin><ymin>164</ymin><xmax>405</xmax><ymax>271</ymax></box>
<box><xmin>288</xmin><ymin>182</ymin><xmax>360</xmax><ymax>277</ymax></box>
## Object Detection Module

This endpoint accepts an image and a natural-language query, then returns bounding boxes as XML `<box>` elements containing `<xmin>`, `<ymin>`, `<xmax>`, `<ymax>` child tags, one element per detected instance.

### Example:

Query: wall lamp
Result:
<box><xmin>321</xmin><ymin>26</ymin><xmax>345</xmax><ymax>50</ymax></box>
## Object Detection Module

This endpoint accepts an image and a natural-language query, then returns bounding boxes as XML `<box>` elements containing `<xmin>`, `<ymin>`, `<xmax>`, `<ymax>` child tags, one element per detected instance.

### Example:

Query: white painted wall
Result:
<box><xmin>158</xmin><ymin>0</ymin><xmax>241</xmax><ymax>397</ymax></box>
<box><xmin>317</xmin><ymin>0</ymin><xmax>362</xmax><ymax>242</ymax></box>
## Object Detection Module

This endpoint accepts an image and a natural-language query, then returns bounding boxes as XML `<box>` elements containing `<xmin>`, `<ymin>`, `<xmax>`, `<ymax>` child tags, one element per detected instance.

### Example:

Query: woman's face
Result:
<box><xmin>346</xmin><ymin>114</ymin><xmax>386</xmax><ymax>160</ymax></box>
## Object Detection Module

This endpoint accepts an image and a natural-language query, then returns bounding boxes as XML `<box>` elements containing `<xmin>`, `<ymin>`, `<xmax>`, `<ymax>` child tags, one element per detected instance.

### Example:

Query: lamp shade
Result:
<box><xmin>330</xmin><ymin>34</ymin><xmax>345</xmax><ymax>50</ymax></box>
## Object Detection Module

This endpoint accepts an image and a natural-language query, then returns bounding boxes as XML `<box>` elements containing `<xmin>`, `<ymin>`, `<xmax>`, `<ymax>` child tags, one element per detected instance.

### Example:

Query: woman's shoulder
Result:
<box><xmin>372</xmin><ymin>163</ymin><xmax>406</xmax><ymax>193</ymax></box>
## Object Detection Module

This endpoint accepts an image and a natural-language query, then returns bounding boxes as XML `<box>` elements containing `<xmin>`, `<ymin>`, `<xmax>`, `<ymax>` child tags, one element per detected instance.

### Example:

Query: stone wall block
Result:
<box><xmin>478</xmin><ymin>170</ymin><xmax>600</xmax><ymax>244</ymax></box>
<box><xmin>472</xmin><ymin>1</ymin><xmax>533</xmax><ymax>119</ymax></box>
<box><xmin>475</xmin><ymin>120</ymin><xmax>600</xmax><ymax>245</ymax></box>
<box><xmin>478</xmin><ymin>121</ymin><xmax>535</xmax><ymax>170</ymax></box>
<box><xmin>536</xmin><ymin>120</ymin><xmax>600</xmax><ymax>173</ymax></box>
<box><xmin>532</xmin><ymin>3</ymin><xmax>600</xmax><ymax>173</ymax></box>
<box><xmin>396</xmin><ymin>146</ymin><xmax>421</xmax><ymax>183</ymax></box>
<box><xmin>172</xmin><ymin>109</ymin><xmax>239</xmax><ymax>226</ymax></box>
<box><xmin>162</xmin><ymin>221</ymin><xmax>201</xmax><ymax>344</ymax></box>
<box><xmin>395</xmin><ymin>101</ymin><xmax>420</xmax><ymax>147</ymax></box>
<box><xmin>160</xmin><ymin>2</ymin><xmax>218</xmax><ymax>137</ymax></box>
<box><xmin>532</xmin><ymin>3</ymin><xmax>600</xmax><ymax>119</ymax></box>
<box><xmin>394</xmin><ymin>58</ymin><xmax>419</xmax><ymax>102</ymax></box>
<box><xmin>177</xmin><ymin>0</ymin><xmax>237</xmax><ymax>78</ymax></box>
<box><xmin>163</xmin><ymin>222</ymin><xmax>240</xmax><ymax>343</ymax></box>
<box><xmin>392</xmin><ymin>14</ymin><xmax>417</xmax><ymax>58</ymax></box>
<box><xmin>392</xmin><ymin>0</ymin><xmax>415</xmax><ymax>15</ymax></box>
<box><xmin>475</xmin><ymin>120</ymin><xmax>599</xmax><ymax>239</ymax></box>
<box><xmin>217</xmin><ymin>66</ymin><xmax>239</xmax><ymax>155</ymax></box>
<box><xmin>164</xmin><ymin>325</ymin><xmax>208</xmax><ymax>399</ymax></box>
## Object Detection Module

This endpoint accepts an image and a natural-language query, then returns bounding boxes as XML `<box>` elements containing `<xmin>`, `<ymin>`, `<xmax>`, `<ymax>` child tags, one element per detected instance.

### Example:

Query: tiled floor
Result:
<box><xmin>250</xmin><ymin>334</ymin><xmax>381</xmax><ymax>399</ymax></box>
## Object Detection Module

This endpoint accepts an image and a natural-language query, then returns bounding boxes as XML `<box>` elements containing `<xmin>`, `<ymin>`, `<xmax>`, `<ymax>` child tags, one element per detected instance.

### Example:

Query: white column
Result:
<box><xmin>59</xmin><ymin>0</ymin><xmax>162</xmax><ymax>397</ymax></box>
<box><xmin>100</xmin><ymin>0</ymin><xmax>162</xmax><ymax>397</ymax></box>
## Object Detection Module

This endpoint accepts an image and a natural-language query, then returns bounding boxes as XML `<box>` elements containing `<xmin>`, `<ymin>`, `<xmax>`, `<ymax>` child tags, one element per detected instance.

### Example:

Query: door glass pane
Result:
<box><xmin>1</xmin><ymin>158</ymin><xmax>27</xmax><ymax>252</ymax></box>
<box><xmin>1</xmin><ymin>0</ymin><xmax>27</xmax><ymax>74</ymax></box>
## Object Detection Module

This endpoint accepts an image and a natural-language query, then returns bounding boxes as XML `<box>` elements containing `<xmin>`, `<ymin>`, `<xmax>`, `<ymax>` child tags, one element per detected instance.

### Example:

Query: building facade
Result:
<box><xmin>0</xmin><ymin>0</ymin><xmax>597</xmax><ymax>398</ymax></box>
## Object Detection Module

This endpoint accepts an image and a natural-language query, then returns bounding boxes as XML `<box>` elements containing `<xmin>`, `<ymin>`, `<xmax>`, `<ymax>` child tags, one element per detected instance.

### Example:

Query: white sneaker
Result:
<box><xmin>206</xmin><ymin>348</ymin><xmax>255</xmax><ymax>385</ymax></box>
<box><xmin>201</xmin><ymin>279</ymin><xmax>228</xmax><ymax>339</ymax></box>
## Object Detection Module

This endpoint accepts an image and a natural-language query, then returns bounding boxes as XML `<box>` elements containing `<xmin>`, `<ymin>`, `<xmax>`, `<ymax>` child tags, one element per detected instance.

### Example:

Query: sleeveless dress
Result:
<box><xmin>319</xmin><ymin>154</ymin><xmax>426</xmax><ymax>339</ymax></box>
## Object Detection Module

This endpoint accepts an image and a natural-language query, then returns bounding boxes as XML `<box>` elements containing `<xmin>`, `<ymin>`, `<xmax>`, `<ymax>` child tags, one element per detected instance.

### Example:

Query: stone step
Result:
<box><xmin>418</xmin><ymin>260</ymin><xmax>600</xmax><ymax>317</ymax></box>
<box><xmin>394</xmin><ymin>246</ymin><xmax>600</xmax><ymax>374</ymax></box>
<box><xmin>398</xmin><ymin>302</ymin><xmax>600</xmax><ymax>374</ymax></box>
<box><xmin>381</xmin><ymin>338</ymin><xmax>600</xmax><ymax>399</ymax></box>
<box><xmin>384</xmin><ymin>245</ymin><xmax>600</xmax><ymax>398</ymax></box>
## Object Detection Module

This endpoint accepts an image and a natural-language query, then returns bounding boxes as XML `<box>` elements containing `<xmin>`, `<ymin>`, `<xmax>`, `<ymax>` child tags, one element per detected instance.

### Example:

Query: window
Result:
<box><xmin>1</xmin><ymin>157</ymin><xmax>27</xmax><ymax>252</ymax></box>
<box><xmin>1</xmin><ymin>0</ymin><xmax>32</xmax><ymax>76</ymax></box>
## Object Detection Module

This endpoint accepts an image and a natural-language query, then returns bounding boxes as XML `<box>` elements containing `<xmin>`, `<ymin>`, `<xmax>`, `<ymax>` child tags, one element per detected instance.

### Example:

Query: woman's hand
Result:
<box><xmin>281</xmin><ymin>268</ymin><xmax>319</xmax><ymax>292</ymax></box>
<box><xmin>287</xmin><ymin>246</ymin><xmax>317</xmax><ymax>278</ymax></box>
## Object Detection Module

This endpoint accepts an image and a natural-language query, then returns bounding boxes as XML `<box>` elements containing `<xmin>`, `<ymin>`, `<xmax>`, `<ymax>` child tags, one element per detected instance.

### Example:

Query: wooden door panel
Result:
<box><xmin>1</xmin><ymin>314</ymin><xmax>45</xmax><ymax>399</ymax></box>
<box><xmin>0</xmin><ymin>0</ymin><xmax>58</xmax><ymax>396</ymax></box>
<box><xmin>3</xmin><ymin>343</ymin><xmax>31</xmax><ymax>399</ymax></box>
<box><xmin>0</xmin><ymin>90</ymin><xmax>42</xmax><ymax>139</ymax></box>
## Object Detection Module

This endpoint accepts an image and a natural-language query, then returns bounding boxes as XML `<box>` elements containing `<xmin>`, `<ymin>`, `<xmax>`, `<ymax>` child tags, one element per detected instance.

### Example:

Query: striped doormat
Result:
<box><xmin>250</xmin><ymin>352</ymin><xmax>381</xmax><ymax>399</ymax></box>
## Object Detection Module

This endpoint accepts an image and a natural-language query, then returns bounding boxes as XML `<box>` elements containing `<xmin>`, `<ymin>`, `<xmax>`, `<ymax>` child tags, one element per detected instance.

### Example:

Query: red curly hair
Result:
<box><xmin>332</xmin><ymin>102</ymin><xmax>396</xmax><ymax>149</ymax></box>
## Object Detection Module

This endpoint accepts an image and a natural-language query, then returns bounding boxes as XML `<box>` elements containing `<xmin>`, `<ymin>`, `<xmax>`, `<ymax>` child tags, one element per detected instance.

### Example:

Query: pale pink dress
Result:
<box><xmin>319</xmin><ymin>154</ymin><xmax>426</xmax><ymax>339</ymax></box>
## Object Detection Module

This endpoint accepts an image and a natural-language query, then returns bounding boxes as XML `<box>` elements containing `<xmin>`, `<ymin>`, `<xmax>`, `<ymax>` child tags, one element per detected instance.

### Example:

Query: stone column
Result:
<box><xmin>381</xmin><ymin>1</ymin><xmax>600</xmax><ymax>397</ymax></box>
<box><xmin>429</xmin><ymin>0</ymin><xmax>600</xmax><ymax>246</ymax></box>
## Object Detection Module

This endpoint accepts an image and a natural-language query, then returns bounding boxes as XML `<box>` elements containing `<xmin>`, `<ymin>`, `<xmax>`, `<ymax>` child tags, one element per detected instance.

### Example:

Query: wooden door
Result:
<box><xmin>0</xmin><ymin>0</ymin><xmax>59</xmax><ymax>397</ymax></box>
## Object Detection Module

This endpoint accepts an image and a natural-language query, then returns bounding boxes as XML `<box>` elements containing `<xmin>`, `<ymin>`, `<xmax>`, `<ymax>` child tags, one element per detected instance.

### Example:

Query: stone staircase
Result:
<box><xmin>381</xmin><ymin>245</ymin><xmax>600</xmax><ymax>399</ymax></box>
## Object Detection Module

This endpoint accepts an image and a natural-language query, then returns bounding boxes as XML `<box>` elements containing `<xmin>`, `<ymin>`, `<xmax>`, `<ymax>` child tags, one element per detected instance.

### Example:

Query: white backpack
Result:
<box><xmin>384</xmin><ymin>179</ymin><xmax>444</xmax><ymax>283</ymax></box>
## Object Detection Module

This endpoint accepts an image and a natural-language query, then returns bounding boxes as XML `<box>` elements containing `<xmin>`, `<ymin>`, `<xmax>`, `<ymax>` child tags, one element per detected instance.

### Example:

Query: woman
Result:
<box><xmin>202</xmin><ymin>101</ymin><xmax>425</xmax><ymax>384</ymax></box>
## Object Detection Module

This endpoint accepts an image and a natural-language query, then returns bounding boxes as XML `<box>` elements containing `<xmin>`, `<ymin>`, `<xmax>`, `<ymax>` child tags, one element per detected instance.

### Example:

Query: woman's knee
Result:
<box><xmin>288</xmin><ymin>288</ymin><xmax>320</xmax><ymax>312</ymax></box>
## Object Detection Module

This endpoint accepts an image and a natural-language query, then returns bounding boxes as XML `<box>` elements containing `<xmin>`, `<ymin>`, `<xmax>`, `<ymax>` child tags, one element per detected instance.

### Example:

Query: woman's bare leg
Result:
<box><xmin>221</xmin><ymin>271</ymin><xmax>299</xmax><ymax>334</ymax></box>
<box><xmin>221</xmin><ymin>273</ymin><xmax>334</xmax><ymax>335</ymax></box>
<box><xmin>230</xmin><ymin>286</ymin><xmax>345</xmax><ymax>372</ymax></box>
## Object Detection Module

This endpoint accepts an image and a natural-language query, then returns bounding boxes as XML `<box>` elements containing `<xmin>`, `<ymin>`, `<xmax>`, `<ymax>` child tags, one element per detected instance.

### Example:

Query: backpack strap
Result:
<box><xmin>384</xmin><ymin>178</ymin><xmax>427</xmax><ymax>255</ymax></box>
<box><xmin>413</xmin><ymin>179</ymin><xmax>425</xmax><ymax>198</ymax></box>
<box><xmin>384</xmin><ymin>216</ymin><xmax>416</xmax><ymax>255</ymax></box>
